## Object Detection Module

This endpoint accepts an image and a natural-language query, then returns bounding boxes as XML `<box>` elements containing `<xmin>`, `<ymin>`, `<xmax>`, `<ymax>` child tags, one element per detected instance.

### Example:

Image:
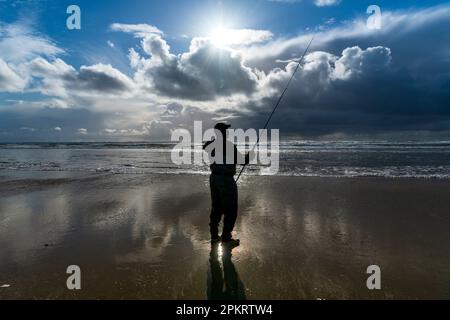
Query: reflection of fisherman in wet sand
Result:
<box><xmin>208</xmin><ymin>243</ymin><xmax>246</xmax><ymax>300</ymax></box>
<box><xmin>203</xmin><ymin>123</ymin><xmax>250</xmax><ymax>246</ymax></box>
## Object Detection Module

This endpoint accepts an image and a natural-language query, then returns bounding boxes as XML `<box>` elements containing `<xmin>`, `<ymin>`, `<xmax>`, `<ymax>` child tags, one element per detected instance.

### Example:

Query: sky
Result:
<box><xmin>0</xmin><ymin>0</ymin><xmax>449</xmax><ymax>141</ymax></box>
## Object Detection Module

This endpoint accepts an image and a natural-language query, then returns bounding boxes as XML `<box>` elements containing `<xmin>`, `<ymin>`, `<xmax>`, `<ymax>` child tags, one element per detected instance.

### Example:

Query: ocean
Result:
<box><xmin>0</xmin><ymin>140</ymin><xmax>449</xmax><ymax>179</ymax></box>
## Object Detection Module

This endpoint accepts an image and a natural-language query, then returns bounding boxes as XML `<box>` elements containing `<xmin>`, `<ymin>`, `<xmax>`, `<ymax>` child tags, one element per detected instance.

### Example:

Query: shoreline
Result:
<box><xmin>2</xmin><ymin>170</ymin><xmax>450</xmax><ymax>196</ymax></box>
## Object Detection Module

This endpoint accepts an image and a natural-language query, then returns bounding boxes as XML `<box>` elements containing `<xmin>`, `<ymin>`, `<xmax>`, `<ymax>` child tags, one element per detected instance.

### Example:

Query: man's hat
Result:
<box><xmin>214</xmin><ymin>122</ymin><xmax>231</xmax><ymax>131</ymax></box>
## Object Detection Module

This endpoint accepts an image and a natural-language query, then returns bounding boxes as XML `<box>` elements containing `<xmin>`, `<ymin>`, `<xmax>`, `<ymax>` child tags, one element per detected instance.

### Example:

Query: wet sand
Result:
<box><xmin>0</xmin><ymin>172</ymin><xmax>450</xmax><ymax>299</ymax></box>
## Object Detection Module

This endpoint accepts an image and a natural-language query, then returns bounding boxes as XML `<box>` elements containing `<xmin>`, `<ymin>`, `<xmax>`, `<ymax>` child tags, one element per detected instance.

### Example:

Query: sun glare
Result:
<box><xmin>210</xmin><ymin>27</ymin><xmax>235</xmax><ymax>48</ymax></box>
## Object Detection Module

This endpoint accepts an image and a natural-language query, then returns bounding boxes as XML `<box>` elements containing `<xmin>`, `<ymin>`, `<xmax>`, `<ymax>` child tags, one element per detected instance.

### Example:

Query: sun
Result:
<box><xmin>210</xmin><ymin>27</ymin><xmax>235</xmax><ymax>48</ymax></box>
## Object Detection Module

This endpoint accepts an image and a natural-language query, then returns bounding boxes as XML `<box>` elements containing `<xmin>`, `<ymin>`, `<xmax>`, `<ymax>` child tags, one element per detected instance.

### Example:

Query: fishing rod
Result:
<box><xmin>235</xmin><ymin>35</ymin><xmax>315</xmax><ymax>183</ymax></box>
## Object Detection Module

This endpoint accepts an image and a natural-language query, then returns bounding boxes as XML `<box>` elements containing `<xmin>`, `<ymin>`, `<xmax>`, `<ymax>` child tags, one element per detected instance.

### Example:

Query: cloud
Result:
<box><xmin>110</xmin><ymin>23</ymin><xmax>163</xmax><ymax>37</ymax></box>
<box><xmin>237</xmin><ymin>43</ymin><xmax>449</xmax><ymax>137</ymax></box>
<box><xmin>77</xmin><ymin>128</ymin><xmax>88</xmax><ymax>135</ymax></box>
<box><xmin>142</xmin><ymin>120</ymin><xmax>172</xmax><ymax>140</ymax></box>
<box><xmin>132</xmin><ymin>35</ymin><xmax>260</xmax><ymax>100</ymax></box>
<box><xmin>210</xmin><ymin>28</ymin><xmax>273</xmax><ymax>46</ymax></box>
<box><xmin>0</xmin><ymin>21</ymin><xmax>63</xmax><ymax>93</ymax></box>
<box><xmin>160</xmin><ymin>102</ymin><xmax>216</xmax><ymax>129</ymax></box>
<box><xmin>0</xmin><ymin>21</ymin><xmax>63</xmax><ymax>63</ymax></box>
<box><xmin>0</xmin><ymin>58</ymin><xmax>27</xmax><ymax>91</ymax></box>
<box><xmin>269</xmin><ymin>0</ymin><xmax>340</xmax><ymax>5</ymax></box>
<box><xmin>334</xmin><ymin>46</ymin><xmax>392</xmax><ymax>79</ymax></box>
<box><xmin>268</xmin><ymin>0</ymin><xmax>302</xmax><ymax>3</ymax></box>
<box><xmin>27</xmin><ymin>58</ymin><xmax>134</xmax><ymax>98</ymax></box>
<box><xmin>20</xmin><ymin>127</ymin><xmax>35</xmax><ymax>132</ymax></box>
<box><xmin>69</xmin><ymin>63</ymin><xmax>135</xmax><ymax>94</ymax></box>
<box><xmin>314</xmin><ymin>0</ymin><xmax>341</xmax><ymax>7</ymax></box>
<box><xmin>244</xmin><ymin>3</ymin><xmax>450</xmax><ymax>65</ymax></box>
<box><xmin>259</xmin><ymin>45</ymin><xmax>392</xmax><ymax>103</ymax></box>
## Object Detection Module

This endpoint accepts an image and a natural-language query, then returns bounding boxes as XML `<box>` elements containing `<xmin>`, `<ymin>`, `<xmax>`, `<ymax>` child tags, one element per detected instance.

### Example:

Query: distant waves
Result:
<box><xmin>1</xmin><ymin>141</ymin><xmax>449</xmax><ymax>179</ymax></box>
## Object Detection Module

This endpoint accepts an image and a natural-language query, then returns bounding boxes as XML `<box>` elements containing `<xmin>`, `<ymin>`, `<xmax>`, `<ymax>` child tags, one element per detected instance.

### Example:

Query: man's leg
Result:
<box><xmin>221</xmin><ymin>177</ymin><xmax>238</xmax><ymax>241</ymax></box>
<box><xmin>209</xmin><ymin>174</ymin><xmax>222</xmax><ymax>240</ymax></box>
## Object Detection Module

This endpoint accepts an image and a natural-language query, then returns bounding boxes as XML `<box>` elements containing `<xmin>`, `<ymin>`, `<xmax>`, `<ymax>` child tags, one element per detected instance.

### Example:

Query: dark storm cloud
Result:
<box><xmin>133</xmin><ymin>35</ymin><xmax>259</xmax><ymax>100</ymax></box>
<box><xmin>233</xmin><ymin>6</ymin><xmax>450</xmax><ymax>137</ymax></box>
<box><xmin>65</xmin><ymin>64</ymin><xmax>133</xmax><ymax>93</ymax></box>
<box><xmin>236</xmin><ymin>51</ymin><xmax>450</xmax><ymax>137</ymax></box>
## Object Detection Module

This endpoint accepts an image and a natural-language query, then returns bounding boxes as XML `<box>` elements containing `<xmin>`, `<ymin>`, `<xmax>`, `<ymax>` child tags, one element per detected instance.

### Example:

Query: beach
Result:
<box><xmin>1</xmin><ymin>172</ymin><xmax>450</xmax><ymax>299</ymax></box>
<box><xmin>1</xmin><ymin>0</ymin><xmax>450</xmax><ymax>305</ymax></box>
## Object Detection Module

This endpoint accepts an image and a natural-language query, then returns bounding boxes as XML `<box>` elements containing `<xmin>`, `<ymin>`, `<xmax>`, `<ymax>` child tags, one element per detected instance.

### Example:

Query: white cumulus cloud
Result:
<box><xmin>77</xmin><ymin>128</ymin><xmax>88</xmax><ymax>135</ymax></box>
<box><xmin>314</xmin><ymin>0</ymin><xmax>341</xmax><ymax>7</ymax></box>
<box><xmin>110</xmin><ymin>23</ymin><xmax>163</xmax><ymax>37</ymax></box>
<box><xmin>0</xmin><ymin>58</ymin><xmax>27</xmax><ymax>92</ymax></box>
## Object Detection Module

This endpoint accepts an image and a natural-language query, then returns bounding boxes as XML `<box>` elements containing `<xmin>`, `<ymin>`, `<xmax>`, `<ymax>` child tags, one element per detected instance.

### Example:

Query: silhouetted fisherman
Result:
<box><xmin>203</xmin><ymin>123</ymin><xmax>250</xmax><ymax>246</ymax></box>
